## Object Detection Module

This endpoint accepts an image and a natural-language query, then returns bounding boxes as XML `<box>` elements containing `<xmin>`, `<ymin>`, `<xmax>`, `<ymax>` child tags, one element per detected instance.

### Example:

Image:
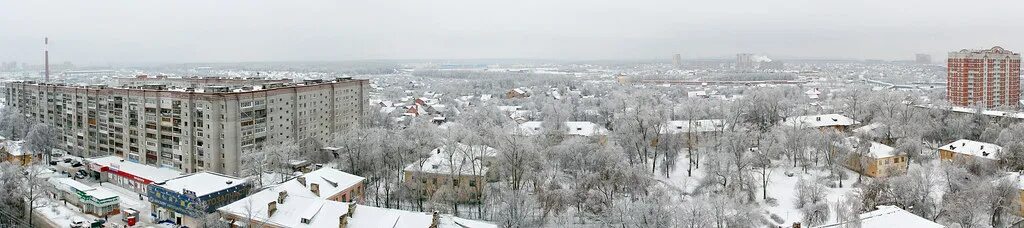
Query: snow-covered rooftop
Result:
<box><xmin>805</xmin><ymin>88</ymin><xmax>821</xmax><ymax>99</ymax></box>
<box><xmin>661</xmin><ymin>119</ymin><xmax>726</xmax><ymax>134</ymax></box>
<box><xmin>687</xmin><ymin>90</ymin><xmax>707</xmax><ymax>98</ymax></box>
<box><xmin>852</xmin><ymin>122</ymin><xmax>885</xmax><ymax>138</ymax></box>
<box><xmin>156</xmin><ymin>172</ymin><xmax>246</xmax><ymax>197</ymax></box>
<box><xmin>916</xmin><ymin>104</ymin><xmax>1024</xmax><ymax>120</ymax></box>
<box><xmin>517</xmin><ymin>121</ymin><xmax>609</xmax><ymax>137</ymax></box>
<box><xmin>2</xmin><ymin>140</ymin><xmax>30</xmax><ymax>156</ymax></box>
<box><xmin>282</xmin><ymin>167</ymin><xmax>365</xmax><ymax>199</ymax></box>
<box><xmin>845</xmin><ymin>137</ymin><xmax>897</xmax><ymax>158</ymax></box>
<box><xmin>848</xmin><ymin>205</ymin><xmax>943</xmax><ymax>228</ymax></box>
<box><xmin>496</xmin><ymin>105</ymin><xmax>522</xmax><ymax>112</ymax></box>
<box><xmin>50</xmin><ymin>178</ymin><xmax>119</xmax><ymax>201</ymax></box>
<box><xmin>783</xmin><ymin>114</ymin><xmax>859</xmax><ymax>128</ymax></box>
<box><xmin>219</xmin><ymin>184</ymin><xmax>496</xmax><ymax>228</ymax></box>
<box><xmin>403</xmin><ymin>143</ymin><xmax>495</xmax><ymax>176</ymax></box>
<box><xmin>86</xmin><ymin>155</ymin><xmax>183</xmax><ymax>183</ymax></box>
<box><xmin>940</xmin><ymin>139</ymin><xmax>1002</xmax><ymax>160</ymax></box>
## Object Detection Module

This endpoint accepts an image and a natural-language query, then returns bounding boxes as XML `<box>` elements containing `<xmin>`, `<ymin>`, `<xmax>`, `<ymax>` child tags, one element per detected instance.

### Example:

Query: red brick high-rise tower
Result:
<box><xmin>947</xmin><ymin>46</ymin><xmax>1021</xmax><ymax>108</ymax></box>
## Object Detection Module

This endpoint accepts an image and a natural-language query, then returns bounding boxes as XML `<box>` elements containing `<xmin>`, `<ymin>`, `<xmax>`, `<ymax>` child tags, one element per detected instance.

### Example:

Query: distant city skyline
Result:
<box><xmin>4</xmin><ymin>0</ymin><xmax>1024</xmax><ymax>65</ymax></box>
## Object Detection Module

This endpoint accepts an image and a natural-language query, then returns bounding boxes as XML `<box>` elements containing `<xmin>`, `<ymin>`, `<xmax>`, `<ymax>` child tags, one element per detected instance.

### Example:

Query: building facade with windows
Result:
<box><xmin>4</xmin><ymin>77</ymin><xmax>368</xmax><ymax>176</ymax></box>
<box><xmin>947</xmin><ymin>46</ymin><xmax>1021</xmax><ymax>108</ymax></box>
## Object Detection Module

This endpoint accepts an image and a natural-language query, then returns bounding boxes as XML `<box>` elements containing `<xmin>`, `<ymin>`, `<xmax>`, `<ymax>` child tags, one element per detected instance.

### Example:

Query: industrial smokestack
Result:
<box><xmin>44</xmin><ymin>37</ymin><xmax>49</xmax><ymax>82</ymax></box>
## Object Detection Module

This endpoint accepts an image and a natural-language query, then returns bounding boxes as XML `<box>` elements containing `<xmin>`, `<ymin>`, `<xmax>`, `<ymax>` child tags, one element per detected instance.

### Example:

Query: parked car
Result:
<box><xmin>70</xmin><ymin>219</ymin><xmax>85</xmax><ymax>228</ymax></box>
<box><xmin>89</xmin><ymin>219</ymin><xmax>105</xmax><ymax>228</ymax></box>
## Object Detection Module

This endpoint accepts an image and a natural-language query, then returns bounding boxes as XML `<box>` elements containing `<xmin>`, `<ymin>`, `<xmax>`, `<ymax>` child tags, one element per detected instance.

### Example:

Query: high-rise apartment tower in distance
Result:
<box><xmin>736</xmin><ymin>53</ymin><xmax>755</xmax><ymax>71</ymax></box>
<box><xmin>915</xmin><ymin>54</ymin><xmax>931</xmax><ymax>64</ymax></box>
<box><xmin>672</xmin><ymin>54</ymin><xmax>682</xmax><ymax>68</ymax></box>
<box><xmin>947</xmin><ymin>46</ymin><xmax>1021</xmax><ymax>108</ymax></box>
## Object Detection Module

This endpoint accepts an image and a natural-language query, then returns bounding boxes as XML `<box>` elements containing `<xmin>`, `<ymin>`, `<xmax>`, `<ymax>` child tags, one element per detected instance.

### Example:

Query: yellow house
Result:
<box><xmin>2</xmin><ymin>140</ymin><xmax>40</xmax><ymax>166</ymax></box>
<box><xmin>1019</xmin><ymin>188</ymin><xmax>1024</xmax><ymax>217</ymax></box>
<box><xmin>842</xmin><ymin>137</ymin><xmax>907</xmax><ymax>177</ymax></box>
<box><xmin>403</xmin><ymin>143</ymin><xmax>495</xmax><ymax>203</ymax></box>
<box><xmin>999</xmin><ymin>173</ymin><xmax>1024</xmax><ymax>217</ymax></box>
<box><xmin>939</xmin><ymin>139</ymin><xmax>1001</xmax><ymax>165</ymax></box>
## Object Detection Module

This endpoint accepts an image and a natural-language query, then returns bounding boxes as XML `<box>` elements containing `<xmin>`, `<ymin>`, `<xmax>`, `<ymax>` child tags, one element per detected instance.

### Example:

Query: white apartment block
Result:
<box><xmin>4</xmin><ymin>77</ymin><xmax>367</xmax><ymax>176</ymax></box>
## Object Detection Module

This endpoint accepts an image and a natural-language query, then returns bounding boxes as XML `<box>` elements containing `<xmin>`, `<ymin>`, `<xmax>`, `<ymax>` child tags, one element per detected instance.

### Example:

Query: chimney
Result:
<box><xmin>277</xmin><ymin>191</ymin><xmax>288</xmax><ymax>204</ymax></box>
<box><xmin>347</xmin><ymin>203</ymin><xmax>357</xmax><ymax>217</ymax></box>
<box><xmin>429</xmin><ymin>211</ymin><xmax>440</xmax><ymax>228</ymax></box>
<box><xmin>311</xmin><ymin>183</ymin><xmax>320</xmax><ymax>196</ymax></box>
<box><xmin>44</xmin><ymin>37</ymin><xmax>49</xmax><ymax>82</ymax></box>
<box><xmin>297</xmin><ymin>176</ymin><xmax>306</xmax><ymax>186</ymax></box>
<box><xmin>267</xmin><ymin>201</ymin><xmax>278</xmax><ymax>217</ymax></box>
<box><xmin>339</xmin><ymin>214</ymin><xmax>349</xmax><ymax>228</ymax></box>
<box><xmin>815</xmin><ymin>116</ymin><xmax>821</xmax><ymax>121</ymax></box>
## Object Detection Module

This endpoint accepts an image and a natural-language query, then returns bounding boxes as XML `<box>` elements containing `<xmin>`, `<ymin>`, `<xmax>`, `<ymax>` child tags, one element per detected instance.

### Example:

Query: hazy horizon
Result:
<box><xmin>4</xmin><ymin>0</ymin><xmax>1024</xmax><ymax>65</ymax></box>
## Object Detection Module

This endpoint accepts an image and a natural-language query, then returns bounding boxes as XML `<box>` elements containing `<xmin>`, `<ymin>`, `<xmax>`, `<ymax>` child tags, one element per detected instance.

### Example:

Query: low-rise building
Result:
<box><xmin>815</xmin><ymin>205</ymin><xmax>944</xmax><ymax>228</ymax></box>
<box><xmin>49</xmin><ymin>177</ymin><xmax>120</xmax><ymax>217</ymax></box>
<box><xmin>147</xmin><ymin>172</ymin><xmax>250</xmax><ymax>228</ymax></box>
<box><xmin>517</xmin><ymin>121</ymin><xmax>609</xmax><ymax>137</ymax></box>
<box><xmin>218</xmin><ymin>183</ymin><xmax>496</xmax><ymax>228</ymax></box>
<box><xmin>660</xmin><ymin>119</ymin><xmax>726</xmax><ymax>150</ymax></box>
<box><xmin>403</xmin><ymin>143</ymin><xmax>496</xmax><ymax>203</ymax></box>
<box><xmin>852</xmin><ymin>122</ymin><xmax>888</xmax><ymax>144</ymax></box>
<box><xmin>662</xmin><ymin>119</ymin><xmax>726</xmax><ymax>135</ymax></box>
<box><xmin>939</xmin><ymin>139</ymin><xmax>1001</xmax><ymax>165</ymax></box>
<box><xmin>288</xmin><ymin>167</ymin><xmax>366</xmax><ymax>203</ymax></box>
<box><xmin>505</xmin><ymin>88</ymin><xmax>531</xmax><ymax>98</ymax></box>
<box><xmin>783</xmin><ymin>114</ymin><xmax>858</xmax><ymax>132</ymax></box>
<box><xmin>841</xmin><ymin>137</ymin><xmax>907</xmax><ymax>177</ymax></box>
<box><xmin>86</xmin><ymin>155</ymin><xmax>184</xmax><ymax>194</ymax></box>
<box><xmin>2</xmin><ymin>140</ymin><xmax>41</xmax><ymax>166</ymax></box>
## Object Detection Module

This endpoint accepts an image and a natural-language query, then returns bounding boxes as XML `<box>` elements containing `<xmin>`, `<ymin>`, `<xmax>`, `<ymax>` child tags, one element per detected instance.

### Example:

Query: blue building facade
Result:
<box><xmin>146</xmin><ymin>177</ymin><xmax>250</xmax><ymax>227</ymax></box>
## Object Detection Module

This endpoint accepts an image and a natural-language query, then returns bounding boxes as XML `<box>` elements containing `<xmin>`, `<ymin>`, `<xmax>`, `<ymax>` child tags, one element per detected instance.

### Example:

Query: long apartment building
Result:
<box><xmin>947</xmin><ymin>46</ymin><xmax>1021</xmax><ymax>108</ymax></box>
<box><xmin>4</xmin><ymin>77</ymin><xmax>367</xmax><ymax>176</ymax></box>
<box><xmin>115</xmin><ymin>74</ymin><xmax>291</xmax><ymax>88</ymax></box>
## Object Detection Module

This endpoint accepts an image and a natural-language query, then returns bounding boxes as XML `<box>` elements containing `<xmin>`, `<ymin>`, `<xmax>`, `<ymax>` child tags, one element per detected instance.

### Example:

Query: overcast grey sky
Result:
<box><xmin>3</xmin><ymin>0</ymin><xmax>1024</xmax><ymax>65</ymax></box>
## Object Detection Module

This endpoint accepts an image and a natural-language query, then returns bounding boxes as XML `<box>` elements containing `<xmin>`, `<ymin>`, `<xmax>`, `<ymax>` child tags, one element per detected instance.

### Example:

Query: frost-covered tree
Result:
<box><xmin>0</xmin><ymin>107</ymin><xmax>32</xmax><ymax>140</ymax></box>
<box><xmin>24</xmin><ymin>123</ymin><xmax>60</xmax><ymax>164</ymax></box>
<box><xmin>240</xmin><ymin>140</ymin><xmax>300</xmax><ymax>187</ymax></box>
<box><xmin>612</xmin><ymin>91</ymin><xmax>668</xmax><ymax>171</ymax></box>
<box><xmin>608</xmin><ymin>189</ymin><xmax>676</xmax><ymax>228</ymax></box>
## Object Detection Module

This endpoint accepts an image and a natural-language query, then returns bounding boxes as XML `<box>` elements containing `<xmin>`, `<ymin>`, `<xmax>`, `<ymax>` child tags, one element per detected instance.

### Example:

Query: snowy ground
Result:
<box><xmin>656</xmin><ymin>153</ymin><xmax>863</xmax><ymax>227</ymax></box>
<box><xmin>655</xmin><ymin>153</ymin><xmax>706</xmax><ymax>195</ymax></box>
<box><xmin>35</xmin><ymin>197</ymin><xmax>99</xmax><ymax>227</ymax></box>
<box><xmin>760</xmin><ymin>166</ymin><xmax>860</xmax><ymax>226</ymax></box>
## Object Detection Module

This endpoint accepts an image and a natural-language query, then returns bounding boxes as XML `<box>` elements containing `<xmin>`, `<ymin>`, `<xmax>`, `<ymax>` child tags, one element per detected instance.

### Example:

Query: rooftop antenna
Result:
<box><xmin>44</xmin><ymin>37</ymin><xmax>49</xmax><ymax>82</ymax></box>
